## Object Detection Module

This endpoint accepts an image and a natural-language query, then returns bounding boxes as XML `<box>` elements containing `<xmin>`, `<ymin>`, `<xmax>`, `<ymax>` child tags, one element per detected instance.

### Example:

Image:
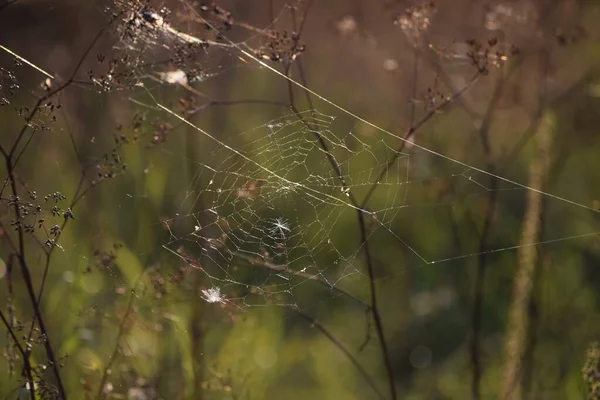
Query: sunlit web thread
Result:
<box><xmin>133</xmin><ymin>5</ymin><xmax>600</xmax><ymax>275</ymax></box>
<box><xmin>150</xmin><ymin>101</ymin><xmax>600</xmax><ymax>269</ymax></box>
<box><xmin>185</xmin><ymin>8</ymin><xmax>600</xmax><ymax>215</ymax></box>
<box><xmin>150</xmin><ymin>111</ymin><xmax>391</xmax><ymax>304</ymax></box>
<box><xmin>127</xmin><ymin>1</ymin><xmax>599</xmax><ymax>214</ymax></box>
<box><xmin>155</xmin><ymin>102</ymin><xmax>371</xmax><ymax>215</ymax></box>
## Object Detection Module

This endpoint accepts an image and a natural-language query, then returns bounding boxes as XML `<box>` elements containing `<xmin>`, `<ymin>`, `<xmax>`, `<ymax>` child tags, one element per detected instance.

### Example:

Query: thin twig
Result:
<box><xmin>8</xmin><ymin>13</ymin><xmax>121</xmax><ymax>171</ymax></box>
<box><xmin>0</xmin><ymin>0</ymin><xmax>19</xmax><ymax>14</ymax></box>
<box><xmin>0</xmin><ymin>309</ymin><xmax>36</xmax><ymax>400</ymax></box>
<box><xmin>469</xmin><ymin>63</ymin><xmax>511</xmax><ymax>400</ymax></box>
<box><xmin>360</xmin><ymin>73</ymin><xmax>479</xmax><ymax>209</ymax></box>
<box><xmin>0</xmin><ymin>17</ymin><xmax>120</xmax><ymax>399</ymax></box>
<box><xmin>282</xmin><ymin>4</ymin><xmax>397</xmax><ymax>397</ymax></box>
<box><xmin>2</xmin><ymin>153</ymin><xmax>66</xmax><ymax>398</ymax></box>
<box><xmin>292</xmin><ymin>308</ymin><xmax>388</xmax><ymax>400</ymax></box>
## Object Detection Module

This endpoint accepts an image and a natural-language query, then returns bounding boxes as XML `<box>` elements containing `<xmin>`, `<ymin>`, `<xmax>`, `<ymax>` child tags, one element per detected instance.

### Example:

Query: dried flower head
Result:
<box><xmin>255</xmin><ymin>30</ymin><xmax>306</xmax><ymax>63</ymax></box>
<box><xmin>201</xmin><ymin>287</ymin><xmax>227</xmax><ymax>304</ymax></box>
<box><xmin>394</xmin><ymin>2</ymin><xmax>437</xmax><ymax>45</ymax></box>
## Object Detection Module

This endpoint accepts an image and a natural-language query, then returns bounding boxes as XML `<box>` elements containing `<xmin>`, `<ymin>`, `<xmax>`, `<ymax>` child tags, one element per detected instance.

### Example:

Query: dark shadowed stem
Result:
<box><xmin>292</xmin><ymin>308</ymin><xmax>388</xmax><ymax>400</ymax></box>
<box><xmin>287</xmin><ymin>0</ymin><xmax>313</xmax><ymax>41</ymax></box>
<box><xmin>0</xmin><ymin>309</ymin><xmax>36</xmax><ymax>400</ymax></box>
<box><xmin>469</xmin><ymin>66</ymin><xmax>508</xmax><ymax>400</ymax></box>
<box><xmin>185</xmin><ymin>108</ymin><xmax>212</xmax><ymax>398</ymax></box>
<box><xmin>470</xmin><ymin>178</ymin><xmax>497</xmax><ymax>400</ymax></box>
<box><xmin>284</xmin><ymin>4</ymin><xmax>395</xmax><ymax>398</ymax></box>
<box><xmin>285</xmin><ymin>62</ymin><xmax>398</xmax><ymax>400</ymax></box>
<box><xmin>0</xmin><ymin>21</ymin><xmax>114</xmax><ymax>396</ymax></box>
<box><xmin>407</xmin><ymin>47</ymin><xmax>420</xmax><ymax>131</ymax></box>
<box><xmin>0</xmin><ymin>0</ymin><xmax>19</xmax><ymax>13</ymax></box>
<box><xmin>356</xmin><ymin>211</ymin><xmax>397</xmax><ymax>400</ymax></box>
<box><xmin>0</xmin><ymin>149</ymin><xmax>67</xmax><ymax>399</ymax></box>
<box><xmin>295</xmin><ymin>61</ymin><xmax>313</xmax><ymax>110</ymax></box>
<box><xmin>289</xmin><ymin>0</ymin><xmax>315</xmax><ymax>111</ymax></box>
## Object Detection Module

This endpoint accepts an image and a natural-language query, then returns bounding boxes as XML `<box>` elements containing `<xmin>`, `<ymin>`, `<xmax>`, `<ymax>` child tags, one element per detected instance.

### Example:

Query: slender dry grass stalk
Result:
<box><xmin>501</xmin><ymin>111</ymin><xmax>554</xmax><ymax>399</ymax></box>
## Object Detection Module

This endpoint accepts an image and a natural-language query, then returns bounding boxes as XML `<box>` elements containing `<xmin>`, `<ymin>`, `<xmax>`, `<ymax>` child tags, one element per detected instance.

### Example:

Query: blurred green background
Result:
<box><xmin>1</xmin><ymin>0</ymin><xmax>600</xmax><ymax>399</ymax></box>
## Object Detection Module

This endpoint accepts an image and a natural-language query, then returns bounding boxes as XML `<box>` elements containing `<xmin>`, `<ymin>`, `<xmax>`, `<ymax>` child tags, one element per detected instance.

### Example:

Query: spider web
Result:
<box><xmin>113</xmin><ymin>0</ymin><xmax>600</xmax><ymax>312</ymax></box>
<box><xmin>157</xmin><ymin>105</ymin><xmax>600</xmax><ymax>310</ymax></box>
<box><xmin>162</xmin><ymin>110</ymin><xmax>381</xmax><ymax>308</ymax></box>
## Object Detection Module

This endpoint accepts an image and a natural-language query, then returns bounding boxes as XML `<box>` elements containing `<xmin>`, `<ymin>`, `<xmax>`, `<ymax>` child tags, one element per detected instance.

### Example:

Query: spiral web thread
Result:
<box><xmin>157</xmin><ymin>107</ymin><xmax>600</xmax><ymax>310</ymax></box>
<box><xmin>113</xmin><ymin>1</ymin><xmax>600</xmax><ymax>310</ymax></box>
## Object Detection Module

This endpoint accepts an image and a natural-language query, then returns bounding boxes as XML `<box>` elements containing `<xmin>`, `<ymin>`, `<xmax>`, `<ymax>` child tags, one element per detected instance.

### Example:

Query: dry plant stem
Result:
<box><xmin>470</xmin><ymin>180</ymin><xmax>497</xmax><ymax>400</ymax></box>
<box><xmin>3</xmin><ymin>249</ymin><xmax>35</xmax><ymax>398</ymax></box>
<box><xmin>30</xmin><ymin>175</ymin><xmax>86</xmax><ymax>329</ymax></box>
<box><xmin>286</xmin><ymin>62</ymin><xmax>398</xmax><ymax>400</ymax></box>
<box><xmin>284</xmin><ymin>4</ymin><xmax>395</xmax><ymax>397</ymax></box>
<box><xmin>501</xmin><ymin>116</ymin><xmax>552</xmax><ymax>399</ymax></box>
<box><xmin>186</xmin><ymin>97</ymin><xmax>226</xmax><ymax>398</ymax></box>
<box><xmin>8</xmin><ymin>19</ymin><xmax>116</xmax><ymax>172</ymax></box>
<box><xmin>469</xmin><ymin>67</ymin><xmax>510</xmax><ymax>400</ymax></box>
<box><xmin>506</xmin><ymin>54</ymin><xmax>549</xmax><ymax>398</ymax></box>
<box><xmin>0</xmin><ymin>20</ymin><xmax>115</xmax><ymax>399</ymax></box>
<box><xmin>0</xmin><ymin>152</ymin><xmax>67</xmax><ymax>398</ymax></box>
<box><xmin>407</xmin><ymin>47</ymin><xmax>420</xmax><ymax>131</ymax></box>
<box><xmin>501</xmin><ymin>63</ymin><xmax>553</xmax><ymax>400</ymax></box>
<box><xmin>24</xmin><ymin>128</ymin><xmax>108</xmax><ymax>373</ymax></box>
<box><xmin>292</xmin><ymin>308</ymin><xmax>388</xmax><ymax>400</ymax></box>
<box><xmin>34</xmin><ymin>110</ymin><xmax>137</xmax><ymax>313</ymax></box>
<box><xmin>0</xmin><ymin>309</ymin><xmax>36</xmax><ymax>400</ymax></box>
<box><xmin>521</xmin><ymin>209</ymin><xmax>545</xmax><ymax>398</ymax></box>
<box><xmin>360</xmin><ymin>72</ymin><xmax>479</xmax><ymax>209</ymax></box>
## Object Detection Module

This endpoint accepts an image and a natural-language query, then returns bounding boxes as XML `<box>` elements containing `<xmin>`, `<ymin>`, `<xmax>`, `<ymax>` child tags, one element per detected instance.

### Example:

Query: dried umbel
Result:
<box><xmin>111</xmin><ymin>0</ymin><xmax>169</xmax><ymax>43</ymax></box>
<box><xmin>197</xmin><ymin>2</ymin><xmax>235</xmax><ymax>35</ymax></box>
<box><xmin>429</xmin><ymin>37</ymin><xmax>519</xmax><ymax>75</ymax></box>
<box><xmin>255</xmin><ymin>30</ymin><xmax>306</xmax><ymax>63</ymax></box>
<box><xmin>484</xmin><ymin>1</ymin><xmax>537</xmax><ymax>31</ymax></box>
<box><xmin>464</xmin><ymin>37</ymin><xmax>519</xmax><ymax>75</ymax></box>
<box><xmin>394</xmin><ymin>2</ymin><xmax>437</xmax><ymax>45</ymax></box>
